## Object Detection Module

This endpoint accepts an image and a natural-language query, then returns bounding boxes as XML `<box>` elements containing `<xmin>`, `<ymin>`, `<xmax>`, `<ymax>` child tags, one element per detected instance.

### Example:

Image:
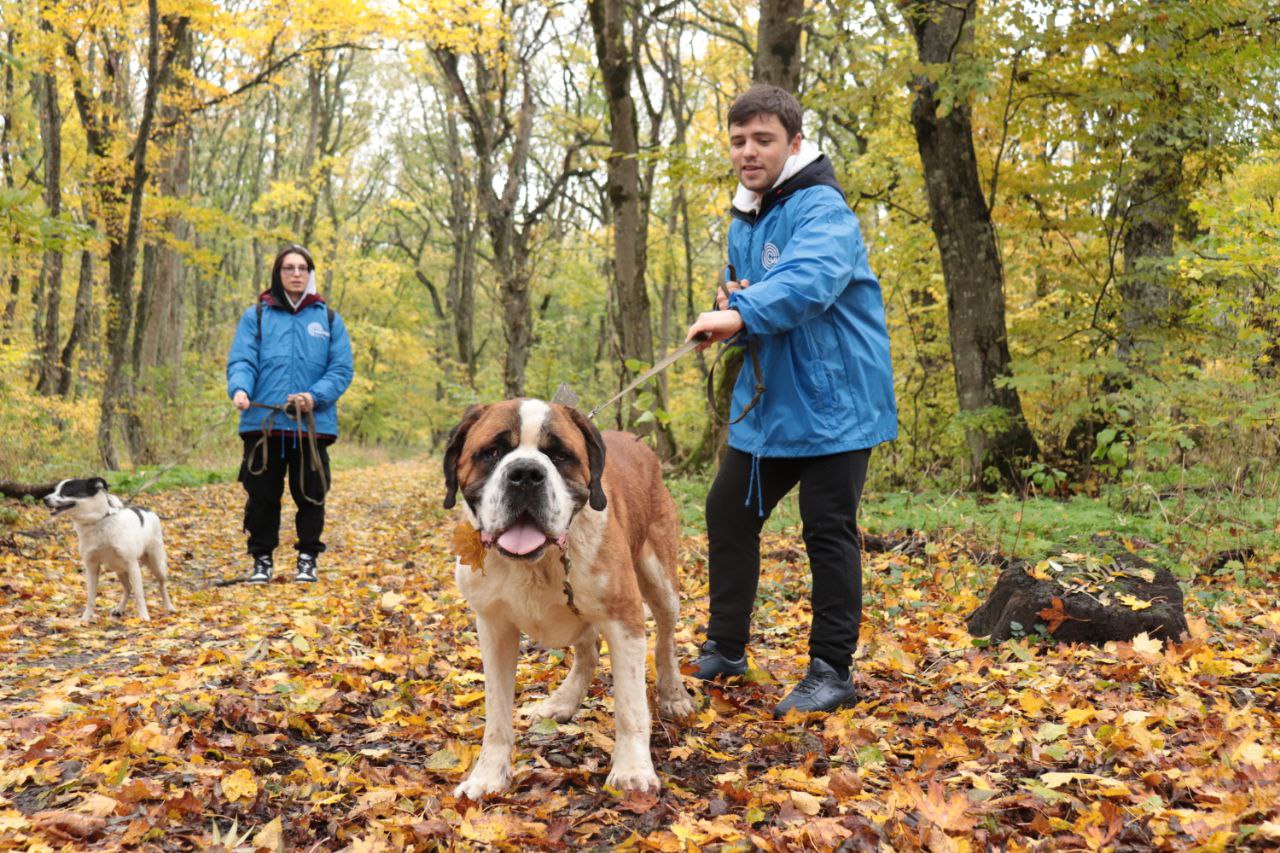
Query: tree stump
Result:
<box><xmin>967</xmin><ymin>549</ymin><xmax>1188</xmax><ymax>644</ymax></box>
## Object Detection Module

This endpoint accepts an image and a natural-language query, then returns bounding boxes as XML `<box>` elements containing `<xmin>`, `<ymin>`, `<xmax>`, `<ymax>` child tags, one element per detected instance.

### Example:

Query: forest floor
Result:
<box><xmin>1</xmin><ymin>461</ymin><xmax>1278</xmax><ymax>850</ymax></box>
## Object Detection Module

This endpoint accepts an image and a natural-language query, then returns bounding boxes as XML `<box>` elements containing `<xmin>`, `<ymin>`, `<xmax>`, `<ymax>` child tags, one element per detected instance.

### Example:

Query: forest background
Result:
<box><xmin>3</xmin><ymin>1</ymin><xmax>1280</xmax><ymax>848</ymax></box>
<box><xmin>0</xmin><ymin>0</ymin><xmax>1278</xmax><ymax>496</ymax></box>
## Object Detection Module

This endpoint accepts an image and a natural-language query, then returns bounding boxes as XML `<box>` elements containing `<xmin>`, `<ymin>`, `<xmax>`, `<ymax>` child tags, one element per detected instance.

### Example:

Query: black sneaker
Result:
<box><xmin>248</xmin><ymin>553</ymin><xmax>273</xmax><ymax>584</ymax></box>
<box><xmin>690</xmin><ymin>640</ymin><xmax>747</xmax><ymax>680</ymax></box>
<box><xmin>294</xmin><ymin>553</ymin><xmax>319</xmax><ymax>583</ymax></box>
<box><xmin>773</xmin><ymin>658</ymin><xmax>857</xmax><ymax>718</ymax></box>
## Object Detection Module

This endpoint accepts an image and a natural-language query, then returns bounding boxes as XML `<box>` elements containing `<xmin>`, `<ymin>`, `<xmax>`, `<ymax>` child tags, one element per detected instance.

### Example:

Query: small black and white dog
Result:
<box><xmin>44</xmin><ymin>477</ymin><xmax>174</xmax><ymax>624</ymax></box>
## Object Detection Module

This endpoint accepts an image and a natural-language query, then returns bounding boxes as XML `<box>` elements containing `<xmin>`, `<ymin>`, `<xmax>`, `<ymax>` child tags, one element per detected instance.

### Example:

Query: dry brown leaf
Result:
<box><xmin>453</xmin><ymin>521</ymin><xmax>486</xmax><ymax>569</ymax></box>
<box><xmin>32</xmin><ymin>810</ymin><xmax>105</xmax><ymax>840</ymax></box>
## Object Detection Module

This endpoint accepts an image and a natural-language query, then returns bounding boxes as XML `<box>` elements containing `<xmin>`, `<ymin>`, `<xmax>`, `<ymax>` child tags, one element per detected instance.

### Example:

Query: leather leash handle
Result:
<box><xmin>705</xmin><ymin>262</ymin><xmax>765</xmax><ymax>426</ymax></box>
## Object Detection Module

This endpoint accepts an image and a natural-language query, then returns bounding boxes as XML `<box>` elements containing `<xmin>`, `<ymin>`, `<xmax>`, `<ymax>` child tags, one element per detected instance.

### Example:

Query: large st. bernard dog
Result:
<box><xmin>444</xmin><ymin>399</ymin><xmax>696</xmax><ymax>798</ymax></box>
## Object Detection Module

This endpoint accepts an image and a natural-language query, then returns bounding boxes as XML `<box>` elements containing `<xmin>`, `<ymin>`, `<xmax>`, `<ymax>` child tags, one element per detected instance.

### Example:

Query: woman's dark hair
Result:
<box><xmin>727</xmin><ymin>85</ymin><xmax>803</xmax><ymax>139</ymax></box>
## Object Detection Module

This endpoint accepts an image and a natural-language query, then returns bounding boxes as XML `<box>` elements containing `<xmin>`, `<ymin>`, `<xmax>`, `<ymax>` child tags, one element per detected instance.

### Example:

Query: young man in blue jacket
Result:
<box><xmin>227</xmin><ymin>245</ymin><xmax>354</xmax><ymax>584</ymax></box>
<box><xmin>686</xmin><ymin>86</ymin><xmax>897</xmax><ymax>717</ymax></box>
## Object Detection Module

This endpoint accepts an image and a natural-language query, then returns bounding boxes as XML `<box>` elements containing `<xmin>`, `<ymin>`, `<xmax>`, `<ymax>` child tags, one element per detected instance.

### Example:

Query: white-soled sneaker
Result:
<box><xmin>294</xmin><ymin>553</ymin><xmax>319</xmax><ymax>583</ymax></box>
<box><xmin>248</xmin><ymin>553</ymin><xmax>274</xmax><ymax>584</ymax></box>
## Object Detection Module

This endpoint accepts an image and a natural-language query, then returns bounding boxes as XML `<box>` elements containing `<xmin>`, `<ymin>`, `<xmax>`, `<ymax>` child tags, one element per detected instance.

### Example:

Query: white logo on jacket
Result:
<box><xmin>762</xmin><ymin>242</ymin><xmax>780</xmax><ymax>269</ymax></box>
<box><xmin>307</xmin><ymin>322</ymin><xmax>330</xmax><ymax>338</ymax></box>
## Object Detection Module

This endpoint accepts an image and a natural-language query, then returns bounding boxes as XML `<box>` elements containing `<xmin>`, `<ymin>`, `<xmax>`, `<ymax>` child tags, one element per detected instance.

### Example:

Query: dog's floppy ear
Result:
<box><xmin>564</xmin><ymin>406</ymin><xmax>607</xmax><ymax>512</ymax></box>
<box><xmin>443</xmin><ymin>405</ymin><xmax>487</xmax><ymax>509</ymax></box>
<box><xmin>91</xmin><ymin>477</ymin><xmax>109</xmax><ymax>494</ymax></box>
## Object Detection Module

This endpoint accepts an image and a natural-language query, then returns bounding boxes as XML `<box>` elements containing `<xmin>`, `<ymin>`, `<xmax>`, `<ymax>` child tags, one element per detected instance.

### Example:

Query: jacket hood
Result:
<box><xmin>260</xmin><ymin>289</ymin><xmax>326</xmax><ymax>314</ymax></box>
<box><xmin>731</xmin><ymin>149</ymin><xmax>845</xmax><ymax>224</ymax></box>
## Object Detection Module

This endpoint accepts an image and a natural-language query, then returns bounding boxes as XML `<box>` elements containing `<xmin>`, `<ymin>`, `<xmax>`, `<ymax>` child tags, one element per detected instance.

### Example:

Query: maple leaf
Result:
<box><xmin>453</xmin><ymin>521</ymin><xmax>486</xmax><ymax>569</ymax></box>
<box><xmin>1130</xmin><ymin>632</ymin><xmax>1163</xmax><ymax>657</ymax></box>
<box><xmin>906</xmin><ymin>780</ymin><xmax>976</xmax><ymax>834</ymax></box>
<box><xmin>1036</xmin><ymin>597</ymin><xmax>1088</xmax><ymax>634</ymax></box>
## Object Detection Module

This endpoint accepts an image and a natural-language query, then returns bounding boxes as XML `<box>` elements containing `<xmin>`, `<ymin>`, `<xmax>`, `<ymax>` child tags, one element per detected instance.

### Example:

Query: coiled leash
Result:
<box><xmin>245</xmin><ymin>400</ymin><xmax>329</xmax><ymax>506</ymax></box>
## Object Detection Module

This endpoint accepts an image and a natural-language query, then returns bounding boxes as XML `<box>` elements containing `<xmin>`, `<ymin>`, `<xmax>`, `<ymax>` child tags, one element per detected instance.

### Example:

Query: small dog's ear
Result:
<box><xmin>443</xmin><ymin>405</ymin><xmax>487</xmax><ymax>509</ymax></box>
<box><xmin>92</xmin><ymin>477</ymin><xmax>110</xmax><ymax>493</ymax></box>
<box><xmin>564</xmin><ymin>406</ymin><xmax>607</xmax><ymax>511</ymax></box>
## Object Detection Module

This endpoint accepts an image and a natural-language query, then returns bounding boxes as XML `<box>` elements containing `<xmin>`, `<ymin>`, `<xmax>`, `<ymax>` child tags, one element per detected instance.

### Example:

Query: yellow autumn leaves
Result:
<box><xmin>1</xmin><ymin>462</ymin><xmax>1278</xmax><ymax>849</ymax></box>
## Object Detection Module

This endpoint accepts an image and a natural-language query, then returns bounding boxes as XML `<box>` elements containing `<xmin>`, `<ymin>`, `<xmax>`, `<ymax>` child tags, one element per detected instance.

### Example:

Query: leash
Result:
<box><xmin>244</xmin><ymin>400</ymin><xmax>329</xmax><ymax>505</ymax></box>
<box><xmin>584</xmin><ymin>332</ymin><xmax>710</xmax><ymax>421</ymax></box>
<box><xmin>704</xmin><ymin>264</ymin><xmax>765</xmax><ymax>426</ymax></box>
<box><xmin>574</xmin><ymin>264</ymin><xmax>766</xmax><ymax>422</ymax></box>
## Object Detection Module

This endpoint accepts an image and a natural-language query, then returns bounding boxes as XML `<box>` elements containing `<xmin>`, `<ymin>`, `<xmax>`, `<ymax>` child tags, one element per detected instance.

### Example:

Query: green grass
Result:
<box><xmin>106</xmin><ymin>465</ymin><xmax>239</xmax><ymax>496</ymax></box>
<box><xmin>666</xmin><ymin>471</ymin><xmax>1280</xmax><ymax>571</ymax></box>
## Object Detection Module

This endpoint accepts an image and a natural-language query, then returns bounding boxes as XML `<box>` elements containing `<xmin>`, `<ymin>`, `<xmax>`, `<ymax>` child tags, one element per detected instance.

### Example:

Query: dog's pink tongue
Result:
<box><xmin>497</xmin><ymin>521</ymin><xmax>547</xmax><ymax>555</ymax></box>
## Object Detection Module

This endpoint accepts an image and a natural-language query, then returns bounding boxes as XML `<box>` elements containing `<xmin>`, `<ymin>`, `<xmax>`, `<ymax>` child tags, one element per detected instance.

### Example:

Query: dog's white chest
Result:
<box><xmin>456</xmin><ymin>557</ymin><xmax>589</xmax><ymax>648</ymax></box>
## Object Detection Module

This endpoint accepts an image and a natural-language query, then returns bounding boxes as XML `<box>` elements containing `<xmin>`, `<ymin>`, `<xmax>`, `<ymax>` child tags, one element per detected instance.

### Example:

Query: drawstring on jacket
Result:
<box><xmin>744</xmin><ymin>452</ymin><xmax>764</xmax><ymax>517</ymax></box>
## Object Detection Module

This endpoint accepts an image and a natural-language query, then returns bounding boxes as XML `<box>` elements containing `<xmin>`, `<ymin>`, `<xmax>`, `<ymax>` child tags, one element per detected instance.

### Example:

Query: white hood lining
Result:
<box><xmin>732</xmin><ymin>140</ymin><xmax>823</xmax><ymax>216</ymax></box>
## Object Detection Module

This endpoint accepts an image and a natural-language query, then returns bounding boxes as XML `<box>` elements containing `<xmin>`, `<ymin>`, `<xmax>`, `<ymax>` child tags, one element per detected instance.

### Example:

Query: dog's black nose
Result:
<box><xmin>506</xmin><ymin>463</ymin><xmax>546</xmax><ymax>489</ymax></box>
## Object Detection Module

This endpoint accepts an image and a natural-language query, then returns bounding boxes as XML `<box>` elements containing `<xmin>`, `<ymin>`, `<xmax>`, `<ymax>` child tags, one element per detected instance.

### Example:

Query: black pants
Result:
<box><xmin>706</xmin><ymin>447</ymin><xmax>870</xmax><ymax>669</ymax></box>
<box><xmin>239</xmin><ymin>434</ymin><xmax>332</xmax><ymax>556</ymax></box>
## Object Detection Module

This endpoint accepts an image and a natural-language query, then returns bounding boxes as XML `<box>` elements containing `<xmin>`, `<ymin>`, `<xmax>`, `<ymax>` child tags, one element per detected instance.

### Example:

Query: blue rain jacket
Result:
<box><xmin>725</xmin><ymin>156</ymin><xmax>897</xmax><ymax>457</ymax></box>
<box><xmin>226</xmin><ymin>294</ymin><xmax>354</xmax><ymax>438</ymax></box>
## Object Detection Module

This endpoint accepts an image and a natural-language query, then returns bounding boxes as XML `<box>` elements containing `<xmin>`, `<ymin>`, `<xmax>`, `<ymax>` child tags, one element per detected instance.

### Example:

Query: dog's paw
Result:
<box><xmin>79</xmin><ymin>611</ymin><xmax>96</xmax><ymax>625</ymax></box>
<box><xmin>606</xmin><ymin>765</ymin><xmax>660</xmax><ymax>794</ymax></box>
<box><xmin>659</xmin><ymin>689</ymin><xmax>697</xmax><ymax>720</ymax></box>
<box><xmin>453</xmin><ymin>768</ymin><xmax>511</xmax><ymax>800</ymax></box>
<box><xmin>110</xmin><ymin>604</ymin><xmax>126</xmax><ymax>617</ymax></box>
<box><xmin>524</xmin><ymin>696</ymin><xmax>580</xmax><ymax>723</ymax></box>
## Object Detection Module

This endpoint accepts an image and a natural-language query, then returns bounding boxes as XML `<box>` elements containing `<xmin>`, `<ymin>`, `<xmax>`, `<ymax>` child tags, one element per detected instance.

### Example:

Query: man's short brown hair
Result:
<box><xmin>727</xmin><ymin>85</ymin><xmax>803</xmax><ymax>139</ymax></box>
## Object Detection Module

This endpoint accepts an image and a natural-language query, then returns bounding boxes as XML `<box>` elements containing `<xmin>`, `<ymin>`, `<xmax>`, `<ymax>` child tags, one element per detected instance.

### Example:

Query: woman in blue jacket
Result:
<box><xmin>686</xmin><ymin>86</ymin><xmax>897</xmax><ymax>716</ymax></box>
<box><xmin>227</xmin><ymin>244</ymin><xmax>354</xmax><ymax>584</ymax></box>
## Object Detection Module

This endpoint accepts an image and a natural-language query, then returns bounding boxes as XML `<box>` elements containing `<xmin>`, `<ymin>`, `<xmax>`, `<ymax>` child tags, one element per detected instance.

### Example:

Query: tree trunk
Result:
<box><xmin>1</xmin><ymin>31</ymin><xmax>21</xmax><ymax>343</ymax></box>
<box><xmin>33</xmin><ymin>55</ymin><xmax>64</xmax><ymax>395</ymax></box>
<box><xmin>128</xmin><ymin>23</ymin><xmax>192</xmax><ymax>463</ymax></box>
<box><xmin>437</xmin><ymin>51</ymin><xmax>537</xmax><ymax>398</ymax></box>
<box><xmin>589</xmin><ymin>0</ymin><xmax>677</xmax><ymax>453</ymax></box>
<box><xmin>70</xmin><ymin>2</ymin><xmax>186</xmax><ymax>468</ymax></box>
<box><xmin>754</xmin><ymin>0</ymin><xmax>806</xmax><ymax>90</ymax></box>
<box><xmin>57</xmin><ymin>249</ymin><xmax>94</xmax><ymax>398</ymax></box>
<box><xmin>434</xmin><ymin>5</ymin><xmax>584</xmax><ymax>399</ymax></box>
<box><xmin>301</xmin><ymin>51</ymin><xmax>351</xmax><ymax>246</ymax></box>
<box><xmin>442</xmin><ymin>95</ymin><xmax>477</xmax><ymax>380</ymax></box>
<box><xmin>902</xmin><ymin>0</ymin><xmax>1039</xmax><ymax>489</ymax></box>
<box><xmin>1115</xmin><ymin>127</ymin><xmax>1184</xmax><ymax>375</ymax></box>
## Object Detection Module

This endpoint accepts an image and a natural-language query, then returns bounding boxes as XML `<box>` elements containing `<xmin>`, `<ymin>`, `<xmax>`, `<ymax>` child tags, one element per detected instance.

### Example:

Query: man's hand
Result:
<box><xmin>287</xmin><ymin>392</ymin><xmax>315</xmax><ymax>414</ymax></box>
<box><xmin>716</xmin><ymin>278</ymin><xmax>749</xmax><ymax>310</ymax></box>
<box><xmin>233</xmin><ymin>390</ymin><xmax>250</xmax><ymax>411</ymax></box>
<box><xmin>686</xmin><ymin>310</ymin><xmax>745</xmax><ymax>351</ymax></box>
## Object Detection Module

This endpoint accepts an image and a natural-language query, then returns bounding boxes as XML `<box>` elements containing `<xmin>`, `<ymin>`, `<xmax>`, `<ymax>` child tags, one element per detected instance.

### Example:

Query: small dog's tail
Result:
<box><xmin>106</xmin><ymin>494</ymin><xmax>125</xmax><ymax>510</ymax></box>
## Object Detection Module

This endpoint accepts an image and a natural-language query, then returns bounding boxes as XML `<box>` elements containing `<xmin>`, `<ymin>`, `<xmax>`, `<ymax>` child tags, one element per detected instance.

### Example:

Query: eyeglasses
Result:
<box><xmin>281</xmin><ymin>265</ymin><xmax>310</xmax><ymax>275</ymax></box>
